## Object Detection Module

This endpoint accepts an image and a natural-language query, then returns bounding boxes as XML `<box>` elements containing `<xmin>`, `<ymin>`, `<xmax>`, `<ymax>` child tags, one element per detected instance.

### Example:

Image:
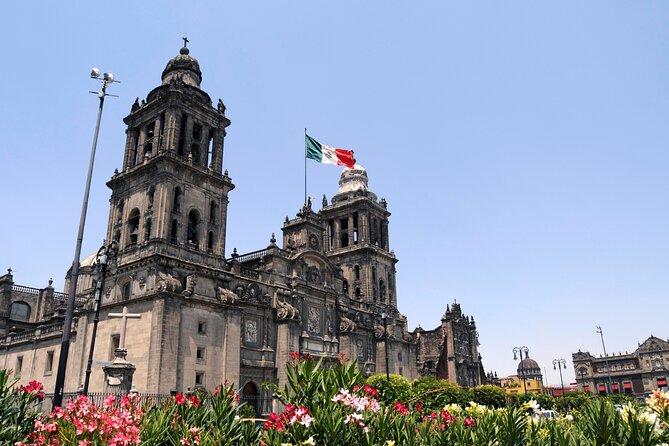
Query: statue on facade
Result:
<box><xmin>183</xmin><ymin>274</ymin><xmax>197</xmax><ymax>297</ymax></box>
<box><xmin>276</xmin><ymin>299</ymin><xmax>299</xmax><ymax>320</ymax></box>
<box><xmin>217</xmin><ymin>287</ymin><xmax>239</xmax><ymax>304</ymax></box>
<box><xmin>157</xmin><ymin>272</ymin><xmax>182</xmax><ymax>293</ymax></box>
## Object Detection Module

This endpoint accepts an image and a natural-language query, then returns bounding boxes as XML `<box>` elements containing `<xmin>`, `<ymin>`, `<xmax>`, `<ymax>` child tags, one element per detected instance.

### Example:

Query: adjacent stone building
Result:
<box><xmin>0</xmin><ymin>44</ymin><xmax>485</xmax><ymax>411</ymax></box>
<box><xmin>413</xmin><ymin>301</ymin><xmax>483</xmax><ymax>386</ymax></box>
<box><xmin>573</xmin><ymin>335</ymin><xmax>669</xmax><ymax>400</ymax></box>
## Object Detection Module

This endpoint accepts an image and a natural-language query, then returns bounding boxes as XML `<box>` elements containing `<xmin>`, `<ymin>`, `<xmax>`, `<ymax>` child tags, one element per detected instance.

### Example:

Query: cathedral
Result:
<box><xmin>0</xmin><ymin>44</ymin><xmax>484</xmax><ymax>413</ymax></box>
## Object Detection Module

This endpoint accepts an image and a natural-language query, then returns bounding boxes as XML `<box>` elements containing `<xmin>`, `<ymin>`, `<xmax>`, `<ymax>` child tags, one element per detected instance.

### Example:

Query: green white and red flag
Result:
<box><xmin>305</xmin><ymin>134</ymin><xmax>355</xmax><ymax>169</ymax></box>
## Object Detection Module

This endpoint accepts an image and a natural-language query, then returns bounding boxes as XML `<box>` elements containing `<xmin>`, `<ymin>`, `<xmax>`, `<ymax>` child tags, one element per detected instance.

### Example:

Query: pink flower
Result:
<box><xmin>175</xmin><ymin>393</ymin><xmax>186</xmax><ymax>405</ymax></box>
<box><xmin>103</xmin><ymin>395</ymin><xmax>116</xmax><ymax>407</ymax></box>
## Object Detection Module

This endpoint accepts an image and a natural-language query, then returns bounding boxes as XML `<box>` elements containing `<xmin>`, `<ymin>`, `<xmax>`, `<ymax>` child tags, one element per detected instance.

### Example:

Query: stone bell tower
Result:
<box><xmin>105</xmin><ymin>42</ymin><xmax>234</xmax><ymax>264</ymax></box>
<box><xmin>320</xmin><ymin>166</ymin><xmax>398</xmax><ymax>308</ymax></box>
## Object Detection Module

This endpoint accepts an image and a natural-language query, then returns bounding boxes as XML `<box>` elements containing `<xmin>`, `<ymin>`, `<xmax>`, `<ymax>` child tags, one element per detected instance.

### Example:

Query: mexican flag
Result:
<box><xmin>306</xmin><ymin>134</ymin><xmax>355</xmax><ymax>169</ymax></box>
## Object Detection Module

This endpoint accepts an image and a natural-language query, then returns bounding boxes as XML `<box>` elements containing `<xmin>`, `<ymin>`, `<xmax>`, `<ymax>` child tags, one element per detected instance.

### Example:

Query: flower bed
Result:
<box><xmin>3</xmin><ymin>357</ymin><xmax>669</xmax><ymax>445</ymax></box>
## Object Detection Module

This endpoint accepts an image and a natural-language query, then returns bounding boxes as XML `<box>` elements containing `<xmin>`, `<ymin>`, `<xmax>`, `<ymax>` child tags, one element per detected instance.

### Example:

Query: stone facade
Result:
<box><xmin>413</xmin><ymin>302</ymin><xmax>483</xmax><ymax>387</ymax></box>
<box><xmin>0</xmin><ymin>44</ymin><xmax>486</xmax><ymax>413</ymax></box>
<box><xmin>573</xmin><ymin>335</ymin><xmax>669</xmax><ymax>400</ymax></box>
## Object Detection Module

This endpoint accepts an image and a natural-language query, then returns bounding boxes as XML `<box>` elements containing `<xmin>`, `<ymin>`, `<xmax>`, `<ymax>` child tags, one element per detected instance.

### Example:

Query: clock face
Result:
<box><xmin>309</xmin><ymin>234</ymin><xmax>319</xmax><ymax>249</ymax></box>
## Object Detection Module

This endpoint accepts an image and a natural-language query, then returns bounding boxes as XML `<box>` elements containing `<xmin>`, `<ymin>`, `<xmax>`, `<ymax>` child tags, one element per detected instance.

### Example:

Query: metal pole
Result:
<box><xmin>553</xmin><ymin>359</ymin><xmax>567</xmax><ymax>407</ymax></box>
<box><xmin>53</xmin><ymin>74</ymin><xmax>114</xmax><ymax>408</ymax></box>
<box><xmin>82</xmin><ymin>256</ymin><xmax>106</xmax><ymax>396</ymax></box>
<box><xmin>513</xmin><ymin>346</ymin><xmax>529</xmax><ymax>397</ymax></box>
<box><xmin>596</xmin><ymin>326</ymin><xmax>614</xmax><ymax>395</ymax></box>
<box><xmin>384</xmin><ymin>315</ymin><xmax>390</xmax><ymax>381</ymax></box>
<box><xmin>82</xmin><ymin>241</ymin><xmax>117</xmax><ymax>395</ymax></box>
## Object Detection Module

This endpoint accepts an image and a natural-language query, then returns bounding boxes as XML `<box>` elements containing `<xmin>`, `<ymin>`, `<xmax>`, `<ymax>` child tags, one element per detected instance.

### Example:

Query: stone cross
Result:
<box><xmin>109</xmin><ymin>306</ymin><xmax>141</xmax><ymax>350</ymax></box>
<box><xmin>182</xmin><ymin>36</ymin><xmax>189</xmax><ymax>48</ymax></box>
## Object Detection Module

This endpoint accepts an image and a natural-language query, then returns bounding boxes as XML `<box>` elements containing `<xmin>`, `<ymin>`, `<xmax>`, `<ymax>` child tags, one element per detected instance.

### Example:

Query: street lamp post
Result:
<box><xmin>552</xmin><ymin>358</ymin><xmax>567</xmax><ymax>407</ymax></box>
<box><xmin>513</xmin><ymin>346</ymin><xmax>529</xmax><ymax>395</ymax></box>
<box><xmin>82</xmin><ymin>240</ymin><xmax>119</xmax><ymax>395</ymax></box>
<box><xmin>596</xmin><ymin>325</ymin><xmax>614</xmax><ymax>395</ymax></box>
<box><xmin>52</xmin><ymin>69</ymin><xmax>118</xmax><ymax>408</ymax></box>
<box><xmin>374</xmin><ymin>304</ymin><xmax>397</xmax><ymax>381</ymax></box>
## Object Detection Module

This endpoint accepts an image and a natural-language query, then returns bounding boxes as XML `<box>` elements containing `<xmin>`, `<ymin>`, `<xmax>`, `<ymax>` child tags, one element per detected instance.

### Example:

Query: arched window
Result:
<box><xmin>342</xmin><ymin>279</ymin><xmax>349</xmax><ymax>296</ymax></box>
<box><xmin>207</xmin><ymin>231</ymin><xmax>214</xmax><ymax>253</ymax></box>
<box><xmin>173</xmin><ymin>187</ymin><xmax>182</xmax><ymax>212</ymax></box>
<box><xmin>116</xmin><ymin>200</ymin><xmax>124</xmax><ymax>223</ymax></box>
<box><xmin>127</xmin><ymin>208</ymin><xmax>141</xmax><ymax>246</ymax></box>
<box><xmin>379</xmin><ymin>280</ymin><xmax>386</xmax><ymax>303</ymax></box>
<box><xmin>354</xmin><ymin>265</ymin><xmax>360</xmax><ymax>280</ymax></box>
<box><xmin>147</xmin><ymin>186</ymin><xmax>155</xmax><ymax>208</ymax></box>
<box><xmin>191</xmin><ymin>144</ymin><xmax>200</xmax><ymax>165</ymax></box>
<box><xmin>354</xmin><ymin>287</ymin><xmax>361</xmax><ymax>300</ymax></box>
<box><xmin>170</xmin><ymin>219</ymin><xmax>178</xmax><ymax>243</ymax></box>
<box><xmin>144</xmin><ymin>218</ymin><xmax>152</xmax><ymax>241</ymax></box>
<box><xmin>177</xmin><ymin>114</ymin><xmax>188</xmax><ymax>156</ymax></box>
<box><xmin>192</xmin><ymin>123</ymin><xmax>202</xmax><ymax>141</ymax></box>
<box><xmin>209</xmin><ymin>200</ymin><xmax>217</xmax><ymax>224</ymax></box>
<box><xmin>10</xmin><ymin>302</ymin><xmax>30</xmax><ymax>321</ymax></box>
<box><xmin>187</xmin><ymin>210</ymin><xmax>200</xmax><ymax>247</ymax></box>
<box><xmin>113</xmin><ymin>229</ymin><xmax>121</xmax><ymax>243</ymax></box>
<box><xmin>241</xmin><ymin>381</ymin><xmax>260</xmax><ymax>417</ymax></box>
<box><xmin>143</xmin><ymin>143</ymin><xmax>152</xmax><ymax>160</ymax></box>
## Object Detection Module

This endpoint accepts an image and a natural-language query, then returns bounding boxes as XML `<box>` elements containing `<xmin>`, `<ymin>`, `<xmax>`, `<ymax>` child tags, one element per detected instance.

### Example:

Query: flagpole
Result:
<box><xmin>304</xmin><ymin>128</ymin><xmax>307</xmax><ymax>207</ymax></box>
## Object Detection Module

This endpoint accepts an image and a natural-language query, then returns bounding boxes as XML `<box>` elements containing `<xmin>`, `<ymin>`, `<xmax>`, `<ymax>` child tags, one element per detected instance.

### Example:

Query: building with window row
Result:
<box><xmin>572</xmin><ymin>336</ymin><xmax>669</xmax><ymax>400</ymax></box>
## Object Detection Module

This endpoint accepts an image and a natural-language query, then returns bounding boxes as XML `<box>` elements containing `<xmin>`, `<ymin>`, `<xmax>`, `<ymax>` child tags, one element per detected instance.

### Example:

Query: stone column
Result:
<box><xmin>222</xmin><ymin>307</ymin><xmax>242</xmax><ymax>389</ymax></box>
<box><xmin>333</xmin><ymin>220</ymin><xmax>340</xmax><ymax>249</ymax></box>
<box><xmin>275</xmin><ymin>319</ymin><xmax>301</xmax><ymax>392</ymax></box>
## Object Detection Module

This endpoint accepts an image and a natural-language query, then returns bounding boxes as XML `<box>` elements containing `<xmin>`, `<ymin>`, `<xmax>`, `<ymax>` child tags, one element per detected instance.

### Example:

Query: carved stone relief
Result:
<box><xmin>245</xmin><ymin>320</ymin><xmax>258</xmax><ymax>344</ymax></box>
<box><xmin>307</xmin><ymin>307</ymin><xmax>321</xmax><ymax>334</ymax></box>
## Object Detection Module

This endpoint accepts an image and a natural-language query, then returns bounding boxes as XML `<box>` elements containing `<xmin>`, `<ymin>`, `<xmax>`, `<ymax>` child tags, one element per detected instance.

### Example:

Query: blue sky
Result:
<box><xmin>1</xmin><ymin>1</ymin><xmax>667</xmax><ymax>386</ymax></box>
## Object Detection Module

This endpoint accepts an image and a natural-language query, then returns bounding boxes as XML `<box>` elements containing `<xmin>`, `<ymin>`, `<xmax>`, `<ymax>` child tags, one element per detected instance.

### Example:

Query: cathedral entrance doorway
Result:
<box><xmin>241</xmin><ymin>381</ymin><xmax>260</xmax><ymax>416</ymax></box>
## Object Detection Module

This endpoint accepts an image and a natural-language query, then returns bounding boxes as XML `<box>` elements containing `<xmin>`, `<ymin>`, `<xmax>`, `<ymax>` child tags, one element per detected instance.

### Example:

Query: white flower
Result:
<box><xmin>302</xmin><ymin>436</ymin><xmax>316</xmax><ymax>445</ymax></box>
<box><xmin>526</xmin><ymin>399</ymin><xmax>540</xmax><ymax>412</ymax></box>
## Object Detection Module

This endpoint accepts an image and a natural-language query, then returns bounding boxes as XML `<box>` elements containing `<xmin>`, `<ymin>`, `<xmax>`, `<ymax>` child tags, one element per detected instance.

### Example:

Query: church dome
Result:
<box><xmin>161</xmin><ymin>45</ymin><xmax>202</xmax><ymax>88</ymax></box>
<box><xmin>331</xmin><ymin>164</ymin><xmax>377</xmax><ymax>203</ymax></box>
<box><xmin>518</xmin><ymin>356</ymin><xmax>542</xmax><ymax>378</ymax></box>
<box><xmin>337</xmin><ymin>165</ymin><xmax>368</xmax><ymax>194</ymax></box>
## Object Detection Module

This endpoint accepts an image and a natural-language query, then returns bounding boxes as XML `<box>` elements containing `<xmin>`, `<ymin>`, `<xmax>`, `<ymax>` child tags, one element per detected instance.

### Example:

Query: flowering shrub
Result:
<box><xmin>16</xmin><ymin>393</ymin><xmax>142</xmax><ymax>445</ymax></box>
<box><xmin>0</xmin><ymin>370</ymin><xmax>43</xmax><ymax>443</ymax></box>
<box><xmin>4</xmin><ymin>364</ymin><xmax>669</xmax><ymax>446</ymax></box>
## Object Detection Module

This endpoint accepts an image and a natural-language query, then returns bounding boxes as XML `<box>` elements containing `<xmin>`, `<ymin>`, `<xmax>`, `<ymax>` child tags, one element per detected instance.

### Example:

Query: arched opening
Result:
<box><xmin>116</xmin><ymin>200</ymin><xmax>124</xmax><ymax>223</ymax></box>
<box><xmin>207</xmin><ymin>231</ymin><xmax>215</xmax><ymax>253</ymax></box>
<box><xmin>187</xmin><ymin>209</ymin><xmax>200</xmax><ymax>247</ymax></box>
<box><xmin>340</xmin><ymin>218</ymin><xmax>349</xmax><ymax>247</ymax></box>
<box><xmin>147</xmin><ymin>186</ymin><xmax>155</xmax><ymax>208</ymax></box>
<box><xmin>9</xmin><ymin>301</ymin><xmax>31</xmax><ymax>321</ymax></box>
<box><xmin>144</xmin><ymin>218</ymin><xmax>152</xmax><ymax>241</ymax></box>
<box><xmin>170</xmin><ymin>219</ymin><xmax>178</xmax><ymax>244</ymax></box>
<box><xmin>173</xmin><ymin>187</ymin><xmax>182</xmax><ymax>213</ymax></box>
<box><xmin>342</xmin><ymin>279</ymin><xmax>349</xmax><ymax>296</ymax></box>
<box><xmin>354</xmin><ymin>265</ymin><xmax>360</xmax><ymax>280</ymax></box>
<box><xmin>241</xmin><ymin>381</ymin><xmax>260</xmax><ymax>417</ymax></box>
<box><xmin>209</xmin><ymin>200</ymin><xmax>218</xmax><ymax>224</ymax></box>
<box><xmin>177</xmin><ymin>114</ymin><xmax>188</xmax><ymax>156</ymax></box>
<box><xmin>127</xmin><ymin>208</ymin><xmax>141</xmax><ymax>246</ymax></box>
<box><xmin>143</xmin><ymin>143</ymin><xmax>152</xmax><ymax>160</ymax></box>
<box><xmin>354</xmin><ymin>287</ymin><xmax>361</xmax><ymax>300</ymax></box>
<box><xmin>191</xmin><ymin>144</ymin><xmax>200</xmax><ymax>165</ymax></box>
<box><xmin>379</xmin><ymin>280</ymin><xmax>386</xmax><ymax>303</ymax></box>
<box><xmin>192</xmin><ymin>123</ymin><xmax>202</xmax><ymax>141</ymax></box>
